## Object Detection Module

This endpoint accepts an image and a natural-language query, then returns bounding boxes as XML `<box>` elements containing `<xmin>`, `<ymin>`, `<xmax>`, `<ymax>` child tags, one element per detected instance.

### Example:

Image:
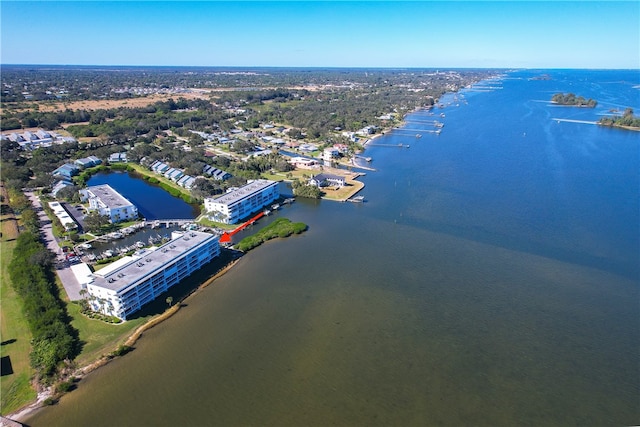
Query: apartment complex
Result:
<box><xmin>86</xmin><ymin>230</ymin><xmax>220</xmax><ymax>320</ymax></box>
<box><xmin>204</xmin><ymin>179</ymin><xmax>279</xmax><ymax>224</ymax></box>
<box><xmin>81</xmin><ymin>184</ymin><xmax>138</xmax><ymax>223</ymax></box>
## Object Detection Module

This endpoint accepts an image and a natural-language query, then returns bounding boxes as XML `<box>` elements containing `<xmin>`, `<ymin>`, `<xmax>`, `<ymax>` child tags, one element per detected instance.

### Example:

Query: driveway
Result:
<box><xmin>25</xmin><ymin>191</ymin><xmax>83</xmax><ymax>301</ymax></box>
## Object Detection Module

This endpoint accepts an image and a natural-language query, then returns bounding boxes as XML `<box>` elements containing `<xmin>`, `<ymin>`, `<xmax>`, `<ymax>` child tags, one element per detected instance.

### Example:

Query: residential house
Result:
<box><xmin>309</xmin><ymin>173</ymin><xmax>346</xmax><ymax>188</ymax></box>
<box><xmin>52</xmin><ymin>163</ymin><xmax>80</xmax><ymax>180</ymax></box>
<box><xmin>75</xmin><ymin>156</ymin><xmax>102</xmax><ymax>169</ymax></box>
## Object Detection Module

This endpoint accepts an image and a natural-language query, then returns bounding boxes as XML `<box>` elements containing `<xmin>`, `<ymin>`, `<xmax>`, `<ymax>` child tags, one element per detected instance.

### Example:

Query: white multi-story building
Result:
<box><xmin>85</xmin><ymin>231</ymin><xmax>220</xmax><ymax>320</ymax></box>
<box><xmin>205</xmin><ymin>179</ymin><xmax>279</xmax><ymax>224</ymax></box>
<box><xmin>82</xmin><ymin>184</ymin><xmax>138</xmax><ymax>223</ymax></box>
<box><xmin>48</xmin><ymin>201</ymin><xmax>78</xmax><ymax>231</ymax></box>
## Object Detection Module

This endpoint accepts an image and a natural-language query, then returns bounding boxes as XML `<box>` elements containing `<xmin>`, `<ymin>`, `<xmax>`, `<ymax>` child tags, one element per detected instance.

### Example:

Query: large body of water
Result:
<box><xmin>28</xmin><ymin>70</ymin><xmax>639</xmax><ymax>426</ymax></box>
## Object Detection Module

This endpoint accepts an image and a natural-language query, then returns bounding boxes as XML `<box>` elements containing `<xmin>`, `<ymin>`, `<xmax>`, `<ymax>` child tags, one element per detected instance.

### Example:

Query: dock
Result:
<box><xmin>368</xmin><ymin>143</ymin><xmax>411</xmax><ymax>148</ymax></box>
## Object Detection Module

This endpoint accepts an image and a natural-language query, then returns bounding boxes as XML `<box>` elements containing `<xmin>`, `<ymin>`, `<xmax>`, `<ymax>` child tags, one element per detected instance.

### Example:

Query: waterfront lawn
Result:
<box><xmin>68</xmin><ymin>302</ymin><xmax>150</xmax><ymax>368</ymax></box>
<box><xmin>321</xmin><ymin>179</ymin><xmax>365</xmax><ymax>201</ymax></box>
<box><xmin>266</xmin><ymin>168</ymin><xmax>364</xmax><ymax>201</ymax></box>
<box><xmin>0</xmin><ymin>223</ymin><xmax>36</xmax><ymax>414</ymax></box>
<box><xmin>126</xmin><ymin>164</ymin><xmax>195</xmax><ymax>203</ymax></box>
<box><xmin>196</xmin><ymin>216</ymin><xmax>237</xmax><ymax>230</ymax></box>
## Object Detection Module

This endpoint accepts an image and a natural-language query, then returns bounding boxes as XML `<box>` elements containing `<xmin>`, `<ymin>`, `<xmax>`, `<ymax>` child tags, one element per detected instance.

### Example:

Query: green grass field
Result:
<box><xmin>67</xmin><ymin>302</ymin><xmax>150</xmax><ymax>367</ymax></box>
<box><xmin>0</xmin><ymin>202</ymin><xmax>151</xmax><ymax>415</ymax></box>
<box><xmin>0</xmin><ymin>217</ymin><xmax>37</xmax><ymax>415</ymax></box>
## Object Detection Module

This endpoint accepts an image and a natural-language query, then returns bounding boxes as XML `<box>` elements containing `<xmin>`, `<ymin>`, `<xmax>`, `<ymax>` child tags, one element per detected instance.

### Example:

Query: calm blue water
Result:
<box><xmin>364</xmin><ymin>69</ymin><xmax>639</xmax><ymax>280</ymax></box>
<box><xmin>87</xmin><ymin>171</ymin><xmax>200</xmax><ymax>220</ymax></box>
<box><xmin>28</xmin><ymin>70</ymin><xmax>640</xmax><ymax>426</ymax></box>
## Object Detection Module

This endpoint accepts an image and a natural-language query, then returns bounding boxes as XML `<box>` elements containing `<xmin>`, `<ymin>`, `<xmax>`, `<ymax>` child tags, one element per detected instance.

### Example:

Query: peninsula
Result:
<box><xmin>598</xmin><ymin>108</ymin><xmax>640</xmax><ymax>131</ymax></box>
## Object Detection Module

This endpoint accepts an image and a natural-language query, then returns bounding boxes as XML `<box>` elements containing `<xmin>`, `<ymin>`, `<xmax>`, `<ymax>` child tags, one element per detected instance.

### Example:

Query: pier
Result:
<box><xmin>145</xmin><ymin>219</ymin><xmax>195</xmax><ymax>228</ymax></box>
<box><xmin>392</xmin><ymin>129</ymin><xmax>441</xmax><ymax>135</ymax></box>
<box><xmin>368</xmin><ymin>142</ymin><xmax>411</xmax><ymax>148</ymax></box>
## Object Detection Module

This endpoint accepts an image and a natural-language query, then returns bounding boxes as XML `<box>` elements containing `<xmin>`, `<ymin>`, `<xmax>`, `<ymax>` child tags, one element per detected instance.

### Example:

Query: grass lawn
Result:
<box><xmin>66</xmin><ymin>302</ymin><xmax>151</xmax><ymax>368</ymax></box>
<box><xmin>0</xmin><ymin>213</ymin><xmax>36</xmax><ymax>415</ymax></box>
<box><xmin>196</xmin><ymin>216</ymin><xmax>237</xmax><ymax>230</ymax></box>
<box><xmin>266</xmin><ymin>168</ymin><xmax>365</xmax><ymax>201</ymax></box>
<box><xmin>126</xmin><ymin>164</ymin><xmax>193</xmax><ymax>201</ymax></box>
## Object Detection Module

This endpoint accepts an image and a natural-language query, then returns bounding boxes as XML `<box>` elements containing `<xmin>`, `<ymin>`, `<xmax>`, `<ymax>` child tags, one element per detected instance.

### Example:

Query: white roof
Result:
<box><xmin>70</xmin><ymin>263</ymin><xmax>95</xmax><ymax>287</ymax></box>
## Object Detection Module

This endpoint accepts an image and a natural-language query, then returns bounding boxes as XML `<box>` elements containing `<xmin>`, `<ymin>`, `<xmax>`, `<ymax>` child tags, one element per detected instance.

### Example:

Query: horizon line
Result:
<box><xmin>2</xmin><ymin>64</ymin><xmax>638</xmax><ymax>71</ymax></box>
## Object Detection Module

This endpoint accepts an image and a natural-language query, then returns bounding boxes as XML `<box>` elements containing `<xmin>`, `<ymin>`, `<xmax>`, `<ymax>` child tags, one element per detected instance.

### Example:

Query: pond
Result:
<box><xmin>86</xmin><ymin>171</ymin><xmax>200</xmax><ymax>220</ymax></box>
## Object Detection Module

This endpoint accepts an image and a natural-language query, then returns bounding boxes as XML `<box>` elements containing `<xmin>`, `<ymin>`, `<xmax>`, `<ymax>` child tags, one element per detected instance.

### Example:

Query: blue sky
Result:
<box><xmin>1</xmin><ymin>1</ymin><xmax>638</xmax><ymax>68</ymax></box>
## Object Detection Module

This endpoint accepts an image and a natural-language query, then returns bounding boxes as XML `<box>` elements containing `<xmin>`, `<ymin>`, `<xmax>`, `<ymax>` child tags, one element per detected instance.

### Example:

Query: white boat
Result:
<box><xmin>271</xmin><ymin>203</ymin><xmax>280</xmax><ymax>210</ymax></box>
<box><xmin>135</xmin><ymin>241</ymin><xmax>144</xmax><ymax>248</ymax></box>
<box><xmin>78</xmin><ymin>243</ymin><xmax>92</xmax><ymax>250</ymax></box>
<box><xmin>103</xmin><ymin>250</ymin><xmax>114</xmax><ymax>258</ymax></box>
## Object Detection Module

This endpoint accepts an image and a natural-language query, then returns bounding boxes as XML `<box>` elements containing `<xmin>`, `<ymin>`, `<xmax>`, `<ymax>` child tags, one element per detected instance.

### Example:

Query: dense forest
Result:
<box><xmin>1</xmin><ymin>65</ymin><xmax>493</xmax><ymax>103</ymax></box>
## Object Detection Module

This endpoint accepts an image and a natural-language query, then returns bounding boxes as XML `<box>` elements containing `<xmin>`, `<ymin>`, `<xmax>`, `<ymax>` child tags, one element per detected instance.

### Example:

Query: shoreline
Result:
<box><xmin>6</xmin><ymin>257</ymin><xmax>241</xmax><ymax>424</ymax></box>
<box><xmin>4</xmin><ymin>80</ymin><xmax>487</xmax><ymax>424</ymax></box>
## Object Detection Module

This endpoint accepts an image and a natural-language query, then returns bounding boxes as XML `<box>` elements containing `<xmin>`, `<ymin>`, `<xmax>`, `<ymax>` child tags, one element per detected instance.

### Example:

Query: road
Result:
<box><xmin>25</xmin><ymin>191</ymin><xmax>83</xmax><ymax>301</ymax></box>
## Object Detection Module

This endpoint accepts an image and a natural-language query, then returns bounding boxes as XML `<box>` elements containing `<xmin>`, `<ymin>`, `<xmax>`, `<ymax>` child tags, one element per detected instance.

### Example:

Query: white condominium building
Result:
<box><xmin>86</xmin><ymin>230</ymin><xmax>220</xmax><ymax>320</ymax></box>
<box><xmin>204</xmin><ymin>179</ymin><xmax>279</xmax><ymax>224</ymax></box>
<box><xmin>82</xmin><ymin>184</ymin><xmax>138</xmax><ymax>223</ymax></box>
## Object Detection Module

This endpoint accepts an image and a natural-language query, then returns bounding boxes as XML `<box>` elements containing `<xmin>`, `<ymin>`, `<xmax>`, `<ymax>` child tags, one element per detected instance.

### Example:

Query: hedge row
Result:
<box><xmin>8</xmin><ymin>232</ymin><xmax>80</xmax><ymax>383</ymax></box>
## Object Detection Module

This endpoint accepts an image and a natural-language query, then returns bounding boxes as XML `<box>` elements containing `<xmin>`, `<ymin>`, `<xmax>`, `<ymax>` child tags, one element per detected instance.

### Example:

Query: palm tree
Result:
<box><xmin>166</xmin><ymin>296</ymin><xmax>173</xmax><ymax>307</ymax></box>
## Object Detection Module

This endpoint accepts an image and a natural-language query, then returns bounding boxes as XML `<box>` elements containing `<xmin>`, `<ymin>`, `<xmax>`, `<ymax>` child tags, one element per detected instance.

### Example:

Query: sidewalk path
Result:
<box><xmin>25</xmin><ymin>191</ymin><xmax>82</xmax><ymax>301</ymax></box>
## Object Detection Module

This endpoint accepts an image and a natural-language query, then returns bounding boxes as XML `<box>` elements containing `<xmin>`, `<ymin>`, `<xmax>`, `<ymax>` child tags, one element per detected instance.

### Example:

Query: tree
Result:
<box><xmin>83</xmin><ymin>211</ymin><xmax>111</xmax><ymax>233</ymax></box>
<box><xmin>166</xmin><ymin>296</ymin><xmax>173</xmax><ymax>307</ymax></box>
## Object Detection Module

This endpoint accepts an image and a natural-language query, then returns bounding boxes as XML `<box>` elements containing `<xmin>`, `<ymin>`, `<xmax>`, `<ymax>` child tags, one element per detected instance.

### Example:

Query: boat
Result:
<box><xmin>135</xmin><ymin>241</ymin><xmax>145</xmax><ymax>248</ymax></box>
<box><xmin>263</xmin><ymin>209</ymin><xmax>271</xmax><ymax>216</ymax></box>
<box><xmin>103</xmin><ymin>249</ymin><xmax>114</xmax><ymax>258</ymax></box>
<box><xmin>349</xmin><ymin>195</ymin><xmax>365</xmax><ymax>203</ymax></box>
<box><xmin>78</xmin><ymin>243</ymin><xmax>92</xmax><ymax>250</ymax></box>
<box><xmin>110</xmin><ymin>232</ymin><xmax>124</xmax><ymax>239</ymax></box>
<box><xmin>271</xmin><ymin>203</ymin><xmax>280</xmax><ymax>210</ymax></box>
<box><xmin>416</xmin><ymin>134</ymin><xmax>422</xmax><ymax>138</ymax></box>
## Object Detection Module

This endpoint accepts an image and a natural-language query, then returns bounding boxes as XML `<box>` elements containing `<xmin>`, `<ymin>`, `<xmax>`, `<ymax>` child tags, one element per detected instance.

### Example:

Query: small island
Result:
<box><xmin>235</xmin><ymin>218</ymin><xmax>307</xmax><ymax>252</ymax></box>
<box><xmin>551</xmin><ymin>92</ymin><xmax>597</xmax><ymax>107</ymax></box>
<box><xmin>599</xmin><ymin>108</ymin><xmax>640</xmax><ymax>130</ymax></box>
